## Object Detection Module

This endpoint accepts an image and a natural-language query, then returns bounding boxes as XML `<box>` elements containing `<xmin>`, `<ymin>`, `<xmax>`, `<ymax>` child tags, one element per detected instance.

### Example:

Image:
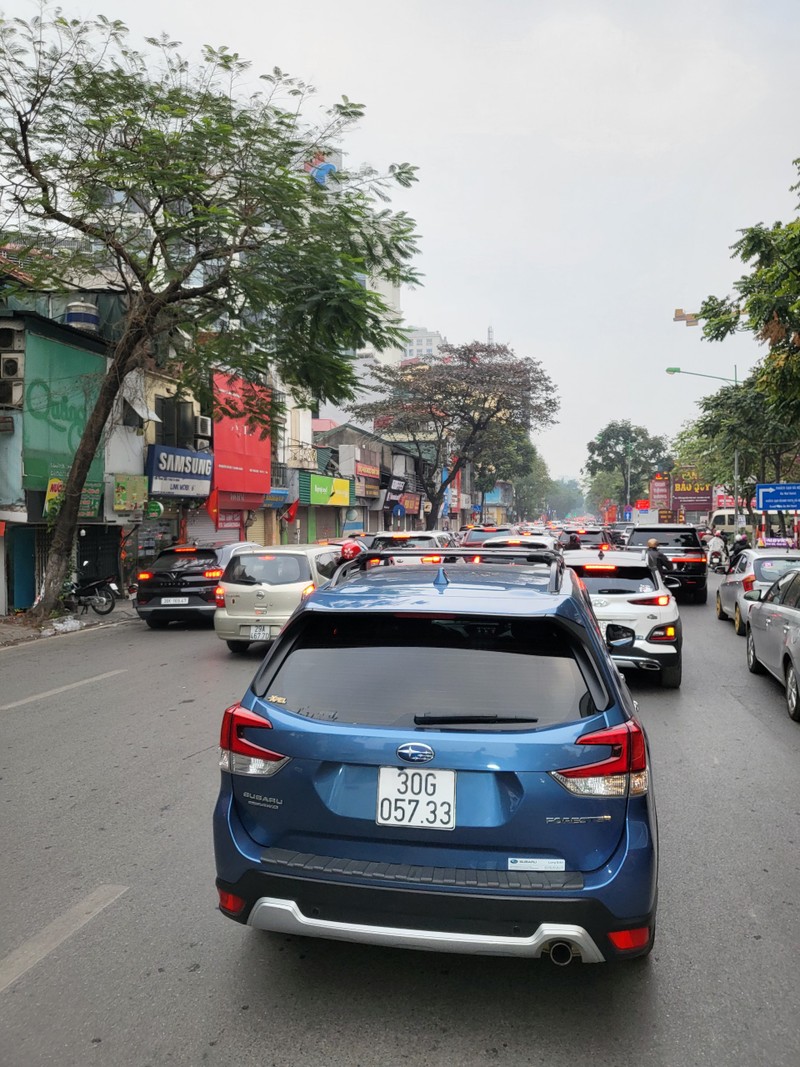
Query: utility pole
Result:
<box><xmin>625</xmin><ymin>440</ymin><xmax>633</xmax><ymax>508</ymax></box>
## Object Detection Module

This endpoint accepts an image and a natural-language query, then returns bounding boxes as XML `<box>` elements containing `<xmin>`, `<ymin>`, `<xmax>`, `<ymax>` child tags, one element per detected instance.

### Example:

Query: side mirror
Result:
<box><xmin>664</xmin><ymin>576</ymin><xmax>681</xmax><ymax>590</ymax></box>
<box><xmin>82</xmin><ymin>560</ymin><xmax>90</xmax><ymax>567</ymax></box>
<box><xmin>743</xmin><ymin>590</ymin><xmax>762</xmax><ymax>602</ymax></box>
<box><xmin>605</xmin><ymin>623</ymin><xmax>635</xmax><ymax>648</ymax></box>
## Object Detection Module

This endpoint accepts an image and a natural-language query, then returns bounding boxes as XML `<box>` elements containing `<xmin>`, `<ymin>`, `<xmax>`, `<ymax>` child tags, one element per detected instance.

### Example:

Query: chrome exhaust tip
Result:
<box><xmin>639</xmin><ymin>661</ymin><xmax>661</xmax><ymax>671</ymax></box>
<box><xmin>549</xmin><ymin>941</ymin><xmax>575</xmax><ymax>966</ymax></box>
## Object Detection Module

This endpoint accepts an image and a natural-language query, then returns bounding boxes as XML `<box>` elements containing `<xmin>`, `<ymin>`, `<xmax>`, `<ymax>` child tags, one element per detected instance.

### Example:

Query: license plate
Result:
<box><xmin>161</xmin><ymin>596</ymin><xmax>189</xmax><ymax>605</ymax></box>
<box><xmin>250</xmin><ymin>625</ymin><xmax>270</xmax><ymax>639</ymax></box>
<box><xmin>376</xmin><ymin>767</ymin><xmax>456</xmax><ymax>830</ymax></box>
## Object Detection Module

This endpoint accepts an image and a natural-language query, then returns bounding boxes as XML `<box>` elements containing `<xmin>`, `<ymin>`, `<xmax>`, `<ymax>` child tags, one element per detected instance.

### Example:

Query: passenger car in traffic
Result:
<box><xmin>716</xmin><ymin>549</ymin><xmax>800</xmax><ymax>635</ymax></box>
<box><xmin>567</xmin><ymin>550</ymin><xmax>682</xmax><ymax>687</ymax></box>
<box><xmin>368</xmin><ymin>530</ymin><xmax>460</xmax><ymax>560</ymax></box>
<box><xmin>557</xmin><ymin>526</ymin><xmax>614</xmax><ymax>551</ymax></box>
<box><xmin>745</xmin><ymin>569</ymin><xmax>800</xmax><ymax>721</ymax></box>
<box><xmin>213</xmin><ymin>545</ymin><xmax>344</xmax><ymax>653</ymax></box>
<box><xmin>135</xmin><ymin>541</ymin><xmax>262</xmax><ymax>628</ymax></box>
<box><xmin>625</xmin><ymin>524</ymin><xmax>708</xmax><ymax>603</ymax></box>
<box><xmin>459</xmin><ymin>525</ymin><xmax>514</xmax><ymax>547</ymax></box>
<box><xmin>214</xmin><ymin>547</ymin><xmax>658</xmax><ymax>964</ymax></box>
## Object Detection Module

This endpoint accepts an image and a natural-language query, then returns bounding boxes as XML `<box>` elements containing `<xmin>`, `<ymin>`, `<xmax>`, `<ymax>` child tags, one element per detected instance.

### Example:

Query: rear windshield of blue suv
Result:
<box><xmin>254</xmin><ymin>614</ymin><xmax>608</xmax><ymax>728</ymax></box>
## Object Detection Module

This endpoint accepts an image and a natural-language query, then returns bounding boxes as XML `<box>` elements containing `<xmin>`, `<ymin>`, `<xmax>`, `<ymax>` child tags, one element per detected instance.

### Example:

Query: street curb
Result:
<box><xmin>0</xmin><ymin>612</ymin><xmax>140</xmax><ymax>650</ymax></box>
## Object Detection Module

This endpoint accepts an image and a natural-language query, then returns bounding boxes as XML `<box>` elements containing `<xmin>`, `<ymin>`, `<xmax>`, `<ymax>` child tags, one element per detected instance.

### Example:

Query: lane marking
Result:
<box><xmin>0</xmin><ymin>669</ymin><xmax>128</xmax><ymax>711</ymax></box>
<box><xmin>0</xmin><ymin>884</ymin><xmax>128</xmax><ymax>994</ymax></box>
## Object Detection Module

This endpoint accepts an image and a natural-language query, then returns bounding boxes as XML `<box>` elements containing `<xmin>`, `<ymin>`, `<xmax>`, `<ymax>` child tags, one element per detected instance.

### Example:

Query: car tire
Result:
<box><xmin>693</xmin><ymin>587</ymin><xmax>708</xmax><ymax>605</ymax></box>
<box><xmin>715</xmin><ymin>593</ymin><xmax>728</xmax><ymax>620</ymax></box>
<box><xmin>146</xmin><ymin>617</ymin><xmax>169</xmax><ymax>629</ymax></box>
<box><xmin>734</xmin><ymin>603</ymin><xmax>746</xmax><ymax>636</ymax></box>
<box><xmin>660</xmin><ymin>660</ymin><xmax>682</xmax><ymax>689</ymax></box>
<box><xmin>746</xmin><ymin>628</ymin><xmax>765</xmax><ymax>674</ymax></box>
<box><xmin>226</xmin><ymin>640</ymin><xmax>251</xmax><ymax>654</ymax></box>
<box><xmin>785</xmin><ymin>662</ymin><xmax>800</xmax><ymax>722</ymax></box>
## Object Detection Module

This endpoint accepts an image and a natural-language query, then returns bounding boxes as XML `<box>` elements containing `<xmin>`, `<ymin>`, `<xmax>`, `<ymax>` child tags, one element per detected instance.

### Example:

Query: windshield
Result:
<box><xmin>223</xmin><ymin>553</ymin><xmax>312</xmax><ymax>584</ymax></box>
<box><xmin>628</xmin><ymin>529</ymin><xmax>702</xmax><ymax>549</ymax></box>
<box><xmin>151</xmin><ymin>549</ymin><xmax>217</xmax><ymax>572</ymax></box>
<box><xmin>461</xmin><ymin>528</ymin><xmax>510</xmax><ymax>545</ymax></box>
<box><xmin>371</xmin><ymin>535</ymin><xmax>439</xmax><ymax>549</ymax></box>
<box><xmin>256</xmin><ymin>614</ymin><xmax>604</xmax><ymax>729</ymax></box>
<box><xmin>570</xmin><ymin>566</ymin><xmax>656</xmax><ymax>594</ymax></box>
<box><xmin>754</xmin><ymin>559</ymin><xmax>800</xmax><ymax>583</ymax></box>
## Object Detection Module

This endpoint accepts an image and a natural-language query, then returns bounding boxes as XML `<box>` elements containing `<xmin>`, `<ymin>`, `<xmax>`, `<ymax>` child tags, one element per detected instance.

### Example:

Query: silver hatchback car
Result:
<box><xmin>716</xmin><ymin>549</ymin><xmax>800</xmax><ymax>635</ymax></box>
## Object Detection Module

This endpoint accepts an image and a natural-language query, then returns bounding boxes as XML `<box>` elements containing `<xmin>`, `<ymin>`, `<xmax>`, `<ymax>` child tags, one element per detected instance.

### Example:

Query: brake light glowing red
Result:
<box><xmin>470</xmin><ymin>555</ymin><xmax>482</xmax><ymax>563</ymax></box>
<box><xmin>137</xmin><ymin>571</ymin><xmax>153</xmax><ymax>581</ymax></box>
<box><xmin>420</xmin><ymin>555</ymin><xmax>443</xmax><ymax>563</ymax></box>
<box><xmin>204</xmin><ymin>568</ymin><xmax>223</xmax><ymax>579</ymax></box>
<box><xmin>608</xmin><ymin>927</ymin><xmax>651</xmax><ymax>951</ymax></box>
<box><xmin>598</xmin><ymin>543</ymin><xmax>610</xmax><ymax>551</ymax></box>
<box><xmin>173</xmin><ymin>547</ymin><xmax>197</xmax><ymax>553</ymax></box>
<box><xmin>215</xmin><ymin>585</ymin><xmax>225</xmax><ymax>608</ymax></box>
<box><xmin>630</xmin><ymin>594</ymin><xmax>671</xmax><ymax>606</ymax></box>
<box><xmin>680</xmin><ymin>556</ymin><xmax>706</xmax><ymax>563</ymax></box>
<box><xmin>585</xmin><ymin>564</ymin><xmax>616</xmax><ymax>571</ymax></box>
<box><xmin>217</xmin><ymin>889</ymin><xmax>247</xmax><ymax>916</ymax></box>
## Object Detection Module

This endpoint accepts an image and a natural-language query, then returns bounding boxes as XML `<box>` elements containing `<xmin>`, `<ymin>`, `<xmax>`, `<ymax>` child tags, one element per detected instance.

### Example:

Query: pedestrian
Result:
<box><xmin>646</xmin><ymin>537</ymin><xmax>674</xmax><ymax>577</ymax></box>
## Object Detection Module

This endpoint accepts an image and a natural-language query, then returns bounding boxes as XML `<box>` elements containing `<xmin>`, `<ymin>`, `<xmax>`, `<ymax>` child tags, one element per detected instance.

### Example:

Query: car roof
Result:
<box><xmin>305</xmin><ymin>563</ymin><xmax>580</xmax><ymax>617</ymax></box>
<box><xmin>744</xmin><ymin>548</ymin><xmax>800</xmax><ymax>558</ymax></box>
<box><xmin>565</xmin><ymin>550</ymin><xmax>649</xmax><ymax>566</ymax></box>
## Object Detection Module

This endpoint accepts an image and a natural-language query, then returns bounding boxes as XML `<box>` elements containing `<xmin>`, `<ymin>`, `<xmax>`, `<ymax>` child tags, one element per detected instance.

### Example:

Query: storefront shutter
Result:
<box><xmin>186</xmin><ymin>509</ymin><xmax>240</xmax><ymax>544</ymax></box>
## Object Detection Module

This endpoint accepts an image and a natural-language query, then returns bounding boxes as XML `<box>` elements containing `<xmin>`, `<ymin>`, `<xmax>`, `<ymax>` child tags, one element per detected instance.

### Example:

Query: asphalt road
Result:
<box><xmin>1</xmin><ymin>575</ymin><xmax>799</xmax><ymax>1067</ymax></box>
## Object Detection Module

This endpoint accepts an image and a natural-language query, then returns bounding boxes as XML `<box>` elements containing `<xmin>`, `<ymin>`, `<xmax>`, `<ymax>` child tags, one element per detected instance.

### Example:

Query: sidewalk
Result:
<box><xmin>0</xmin><ymin>605</ymin><xmax>139</xmax><ymax>647</ymax></box>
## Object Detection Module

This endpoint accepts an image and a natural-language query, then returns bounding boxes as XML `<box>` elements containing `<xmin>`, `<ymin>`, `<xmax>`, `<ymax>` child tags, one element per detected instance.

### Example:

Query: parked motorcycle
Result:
<box><xmin>62</xmin><ymin>562</ymin><xmax>120</xmax><ymax>615</ymax></box>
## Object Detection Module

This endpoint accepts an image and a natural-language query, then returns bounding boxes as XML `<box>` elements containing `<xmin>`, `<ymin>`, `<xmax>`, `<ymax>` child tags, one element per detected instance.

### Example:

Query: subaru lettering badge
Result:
<box><xmin>397</xmin><ymin>742</ymin><xmax>435</xmax><ymax>764</ymax></box>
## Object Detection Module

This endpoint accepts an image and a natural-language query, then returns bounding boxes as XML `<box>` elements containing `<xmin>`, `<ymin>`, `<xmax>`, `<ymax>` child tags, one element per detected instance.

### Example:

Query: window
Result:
<box><xmin>628</xmin><ymin>529</ymin><xmax>702</xmax><ymax>549</ymax></box>
<box><xmin>779</xmin><ymin>573</ymin><xmax>800</xmax><ymax>610</ymax></box>
<box><xmin>765</xmin><ymin>571</ymin><xmax>799</xmax><ymax>604</ymax></box>
<box><xmin>255</xmin><ymin>614</ymin><xmax>600</xmax><ymax>729</ymax></box>
<box><xmin>154</xmin><ymin>396</ymin><xmax>194</xmax><ymax>448</ymax></box>
<box><xmin>314</xmin><ymin>551</ymin><xmax>341</xmax><ymax>579</ymax></box>
<box><xmin>571</xmin><ymin>566</ymin><xmax>655</xmax><ymax>594</ymax></box>
<box><xmin>224</xmin><ymin>553</ymin><xmax>312</xmax><ymax>585</ymax></box>
<box><xmin>754</xmin><ymin>559</ymin><xmax>800</xmax><ymax>583</ymax></box>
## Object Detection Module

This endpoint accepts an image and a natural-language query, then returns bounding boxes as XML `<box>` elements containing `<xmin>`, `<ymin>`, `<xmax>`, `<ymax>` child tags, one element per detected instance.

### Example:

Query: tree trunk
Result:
<box><xmin>27</xmin><ymin>335</ymin><xmax>141</xmax><ymax>622</ymax></box>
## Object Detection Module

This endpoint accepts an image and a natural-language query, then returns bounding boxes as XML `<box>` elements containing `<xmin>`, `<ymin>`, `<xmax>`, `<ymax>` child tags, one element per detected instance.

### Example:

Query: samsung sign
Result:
<box><xmin>146</xmin><ymin>445</ymin><xmax>213</xmax><ymax>498</ymax></box>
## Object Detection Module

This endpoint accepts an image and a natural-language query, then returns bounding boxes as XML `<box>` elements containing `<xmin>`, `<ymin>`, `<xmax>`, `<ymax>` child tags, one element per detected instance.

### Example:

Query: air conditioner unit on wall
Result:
<box><xmin>195</xmin><ymin>415</ymin><xmax>212</xmax><ymax>437</ymax></box>
<box><xmin>1</xmin><ymin>354</ymin><xmax>23</xmax><ymax>379</ymax></box>
<box><xmin>0</xmin><ymin>326</ymin><xmax>25</xmax><ymax>352</ymax></box>
<box><xmin>0</xmin><ymin>380</ymin><xmax>23</xmax><ymax>408</ymax></box>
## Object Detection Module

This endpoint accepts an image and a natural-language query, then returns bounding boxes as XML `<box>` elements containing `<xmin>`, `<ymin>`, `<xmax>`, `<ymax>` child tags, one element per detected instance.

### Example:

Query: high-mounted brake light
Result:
<box><xmin>173</xmin><ymin>547</ymin><xmax>197</xmax><ymax>553</ymax></box>
<box><xmin>215</xmin><ymin>585</ymin><xmax>226</xmax><ymax>608</ymax></box>
<box><xmin>630</xmin><ymin>594</ymin><xmax>671</xmax><ymax>606</ymax></box>
<box><xmin>204</xmin><ymin>568</ymin><xmax>223</xmax><ymax>579</ymax></box>
<box><xmin>585</xmin><ymin>564</ymin><xmax>616</xmax><ymax>571</ymax></box>
<box><xmin>550</xmin><ymin>721</ymin><xmax>648</xmax><ymax>797</ymax></box>
<box><xmin>219</xmin><ymin>703</ymin><xmax>289</xmax><ymax>777</ymax></box>
<box><xmin>598</xmin><ymin>543</ymin><xmax>611</xmax><ymax>551</ymax></box>
<box><xmin>137</xmin><ymin>571</ymin><xmax>153</xmax><ymax>581</ymax></box>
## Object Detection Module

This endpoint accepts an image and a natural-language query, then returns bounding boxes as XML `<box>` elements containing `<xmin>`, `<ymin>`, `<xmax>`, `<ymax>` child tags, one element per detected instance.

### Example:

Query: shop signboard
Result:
<box><xmin>635</xmin><ymin>499</ymin><xmax>650</xmax><ymax>511</ymax></box>
<box><xmin>217</xmin><ymin>510</ymin><xmax>241</xmax><ymax>530</ymax></box>
<box><xmin>384</xmin><ymin>476</ymin><xmax>406</xmax><ymax>509</ymax></box>
<box><xmin>44</xmin><ymin>463</ymin><xmax>103</xmax><ymax>517</ymax></box>
<box><xmin>659</xmin><ymin>508</ymin><xmax>676</xmax><ymax>524</ymax></box>
<box><xmin>670</xmin><ymin>466</ymin><xmax>713</xmax><ymax>511</ymax></box>
<box><xmin>355</xmin><ymin>476</ymin><xmax>380</xmax><ymax>498</ymax></box>
<box><xmin>355</xmin><ymin>460</ymin><xmax>380</xmax><ymax>480</ymax></box>
<box><xmin>146</xmin><ymin>444</ymin><xmax>213</xmax><ymax>498</ymax></box>
<box><xmin>263</xmin><ymin>488</ymin><xmax>290</xmax><ymax>508</ymax></box>
<box><xmin>309</xmin><ymin>474</ymin><xmax>350</xmax><ymax>506</ymax></box>
<box><xmin>22</xmin><ymin>332</ymin><xmax>105</xmax><ymax>490</ymax></box>
<box><xmin>114</xmin><ymin>474</ymin><xmax>149</xmax><ymax>512</ymax></box>
<box><xmin>399</xmin><ymin>492</ymin><xmax>421</xmax><ymax>516</ymax></box>
<box><xmin>649</xmin><ymin>474</ymin><xmax>670</xmax><ymax>509</ymax></box>
<box><xmin>212</xmin><ymin>373</ymin><xmax>271</xmax><ymax>494</ymax></box>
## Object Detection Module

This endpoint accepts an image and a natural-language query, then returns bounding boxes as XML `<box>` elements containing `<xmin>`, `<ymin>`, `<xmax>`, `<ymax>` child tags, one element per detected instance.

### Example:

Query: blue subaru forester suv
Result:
<box><xmin>213</xmin><ymin>549</ymin><xmax>658</xmax><ymax>964</ymax></box>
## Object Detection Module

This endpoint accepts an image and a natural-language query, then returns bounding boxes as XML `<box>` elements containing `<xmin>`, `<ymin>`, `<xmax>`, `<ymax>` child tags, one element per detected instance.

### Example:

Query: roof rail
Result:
<box><xmin>328</xmin><ymin>547</ymin><xmax>566</xmax><ymax>589</ymax></box>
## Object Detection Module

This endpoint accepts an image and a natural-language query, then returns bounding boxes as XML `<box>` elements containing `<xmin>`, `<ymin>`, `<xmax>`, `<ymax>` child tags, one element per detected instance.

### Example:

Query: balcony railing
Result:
<box><xmin>271</xmin><ymin>461</ymin><xmax>289</xmax><ymax>488</ymax></box>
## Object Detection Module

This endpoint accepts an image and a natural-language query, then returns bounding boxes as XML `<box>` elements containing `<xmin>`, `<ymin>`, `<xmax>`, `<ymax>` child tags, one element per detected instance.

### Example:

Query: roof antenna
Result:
<box><xmin>433</xmin><ymin>566</ymin><xmax>450</xmax><ymax>591</ymax></box>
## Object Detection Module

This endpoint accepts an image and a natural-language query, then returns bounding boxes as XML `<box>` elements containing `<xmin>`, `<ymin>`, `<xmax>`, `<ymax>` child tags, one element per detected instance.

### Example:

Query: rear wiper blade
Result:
<box><xmin>414</xmin><ymin>714</ymin><xmax>539</xmax><ymax>725</ymax></box>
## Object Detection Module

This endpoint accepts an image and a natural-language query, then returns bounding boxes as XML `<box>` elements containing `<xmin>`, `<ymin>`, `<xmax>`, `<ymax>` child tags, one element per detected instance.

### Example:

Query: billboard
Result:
<box><xmin>670</xmin><ymin>466</ymin><xmax>713</xmax><ymax>511</ymax></box>
<box><xmin>212</xmin><ymin>373</ymin><xmax>271</xmax><ymax>495</ymax></box>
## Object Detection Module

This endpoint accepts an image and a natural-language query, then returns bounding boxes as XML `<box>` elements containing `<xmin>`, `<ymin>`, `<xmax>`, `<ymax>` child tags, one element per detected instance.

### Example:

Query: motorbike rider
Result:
<box><xmin>729</xmin><ymin>532</ymin><xmax>750</xmax><ymax>567</ymax></box>
<box><xmin>646</xmin><ymin>537</ymin><xmax>674</xmax><ymax>578</ymax></box>
<box><xmin>707</xmin><ymin>531</ymin><xmax>726</xmax><ymax>564</ymax></box>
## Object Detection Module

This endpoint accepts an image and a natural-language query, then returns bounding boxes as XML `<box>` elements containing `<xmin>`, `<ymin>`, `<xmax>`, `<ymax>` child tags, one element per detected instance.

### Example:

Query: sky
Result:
<box><xmin>65</xmin><ymin>0</ymin><xmax>800</xmax><ymax>480</ymax></box>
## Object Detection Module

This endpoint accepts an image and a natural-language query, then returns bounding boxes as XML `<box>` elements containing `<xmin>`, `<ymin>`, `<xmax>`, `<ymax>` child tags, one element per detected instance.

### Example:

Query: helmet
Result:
<box><xmin>734</xmin><ymin>533</ymin><xmax>744</xmax><ymax>543</ymax></box>
<box><xmin>338</xmin><ymin>540</ymin><xmax>363</xmax><ymax>563</ymax></box>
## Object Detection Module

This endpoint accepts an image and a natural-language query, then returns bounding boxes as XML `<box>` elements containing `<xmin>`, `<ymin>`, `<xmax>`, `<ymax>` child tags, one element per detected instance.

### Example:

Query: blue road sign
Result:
<box><xmin>755</xmin><ymin>483</ymin><xmax>800</xmax><ymax>511</ymax></box>
<box><xmin>623</xmin><ymin>507</ymin><xmax>633</xmax><ymax>522</ymax></box>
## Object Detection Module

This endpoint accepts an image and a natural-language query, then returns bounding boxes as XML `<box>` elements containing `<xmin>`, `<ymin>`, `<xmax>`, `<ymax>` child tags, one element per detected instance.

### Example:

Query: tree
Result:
<box><xmin>512</xmin><ymin>447</ymin><xmax>551</xmax><ymax>520</ymax></box>
<box><xmin>349</xmin><ymin>341</ymin><xmax>559</xmax><ymax>529</ymax></box>
<box><xmin>583</xmin><ymin>470</ymin><xmax>624</xmax><ymax>518</ymax></box>
<box><xmin>472</xmin><ymin>423</ymin><xmax>538</xmax><ymax>515</ymax></box>
<box><xmin>0</xmin><ymin>8</ymin><xmax>419</xmax><ymax>619</ymax></box>
<box><xmin>584</xmin><ymin>420</ymin><xmax>672</xmax><ymax>507</ymax></box>
<box><xmin>546</xmin><ymin>478</ymin><xmax>585</xmax><ymax>520</ymax></box>
<box><xmin>698</xmin><ymin>157</ymin><xmax>800</xmax><ymax>420</ymax></box>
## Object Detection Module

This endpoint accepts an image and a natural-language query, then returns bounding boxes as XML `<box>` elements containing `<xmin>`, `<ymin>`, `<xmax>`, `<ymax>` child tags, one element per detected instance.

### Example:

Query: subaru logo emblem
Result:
<box><xmin>397</xmin><ymin>742</ymin><xmax>435</xmax><ymax>764</ymax></box>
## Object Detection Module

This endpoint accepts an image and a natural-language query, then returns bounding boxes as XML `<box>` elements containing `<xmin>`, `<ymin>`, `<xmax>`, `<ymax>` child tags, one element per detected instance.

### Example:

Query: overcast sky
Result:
<box><xmin>97</xmin><ymin>0</ymin><xmax>800</xmax><ymax>480</ymax></box>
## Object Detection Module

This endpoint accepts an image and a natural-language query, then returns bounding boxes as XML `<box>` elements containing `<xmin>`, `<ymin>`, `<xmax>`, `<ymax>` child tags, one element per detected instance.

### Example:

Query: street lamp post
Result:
<box><xmin>665</xmin><ymin>366</ymin><xmax>742</xmax><ymax>532</ymax></box>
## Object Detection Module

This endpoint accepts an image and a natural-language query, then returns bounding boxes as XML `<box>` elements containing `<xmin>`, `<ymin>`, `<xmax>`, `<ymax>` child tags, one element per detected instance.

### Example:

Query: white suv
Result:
<box><xmin>368</xmin><ymin>530</ymin><xmax>459</xmax><ymax>562</ymax></box>
<box><xmin>567</xmin><ymin>549</ymin><xmax>683</xmax><ymax>688</ymax></box>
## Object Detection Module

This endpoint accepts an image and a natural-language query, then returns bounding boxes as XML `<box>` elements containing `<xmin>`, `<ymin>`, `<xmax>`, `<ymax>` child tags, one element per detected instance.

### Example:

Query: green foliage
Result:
<box><xmin>698</xmin><ymin>158</ymin><xmax>800</xmax><ymax>419</ymax></box>
<box><xmin>584</xmin><ymin>420</ymin><xmax>672</xmax><ymax>506</ymax></box>
<box><xmin>583</xmin><ymin>469</ymin><xmax>624</xmax><ymax>517</ymax></box>
<box><xmin>350</xmin><ymin>341</ymin><xmax>559</xmax><ymax>526</ymax></box>
<box><xmin>512</xmin><ymin>448</ymin><xmax>552</xmax><ymax>519</ymax></box>
<box><xmin>546</xmin><ymin>478</ymin><xmax>585</xmax><ymax>520</ymax></box>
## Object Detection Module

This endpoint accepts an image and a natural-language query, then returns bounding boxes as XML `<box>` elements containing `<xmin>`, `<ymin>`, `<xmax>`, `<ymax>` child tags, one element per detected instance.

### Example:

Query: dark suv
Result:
<box><xmin>214</xmin><ymin>547</ymin><xmax>658</xmax><ymax>964</ymax></box>
<box><xmin>626</xmin><ymin>524</ymin><xmax>708</xmax><ymax>603</ymax></box>
<box><xmin>135</xmin><ymin>541</ymin><xmax>262</xmax><ymax>628</ymax></box>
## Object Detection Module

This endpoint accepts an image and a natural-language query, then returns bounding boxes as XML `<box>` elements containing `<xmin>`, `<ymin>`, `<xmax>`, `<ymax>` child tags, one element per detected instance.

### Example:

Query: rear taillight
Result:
<box><xmin>204</xmin><ymin>568</ymin><xmax>223</xmax><ymax>579</ymax></box>
<box><xmin>629</xmin><ymin>594</ymin><xmax>671</xmax><ymax>606</ymax></box>
<box><xmin>470</xmin><ymin>555</ymin><xmax>482</xmax><ymax>563</ymax></box>
<box><xmin>137</xmin><ymin>571</ymin><xmax>153</xmax><ymax>581</ymax></box>
<box><xmin>300</xmin><ymin>582</ymin><xmax>315</xmax><ymax>600</ymax></box>
<box><xmin>680</xmin><ymin>556</ymin><xmax>706</xmax><ymax>564</ymax></box>
<box><xmin>420</xmin><ymin>555</ymin><xmax>443</xmax><ymax>564</ymax></box>
<box><xmin>550</xmin><ymin>721</ymin><xmax>648</xmax><ymax>797</ymax></box>
<box><xmin>219</xmin><ymin>703</ymin><xmax>289</xmax><ymax>777</ymax></box>
<box><xmin>215</xmin><ymin>585</ymin><xmax>226</xmax><ymax>608</ymax></box>
<box><xmin>608</xmin><ymin>927</ymin><xmax>651</xmax><ymax>951</ymax></box>
<box><xmin>649</xmin><ymin>624</ymin><xmax>677</xmax><ymax>642</ymax></box>
<box><xmin>742</xmin><ymin>574</ymin><xmax>755</xmax><ymax>593</ymax></box>
<box><xmin>598</xmin><ymin>543</ymin><xmax>610</xmax><ymax>551</ymax></box>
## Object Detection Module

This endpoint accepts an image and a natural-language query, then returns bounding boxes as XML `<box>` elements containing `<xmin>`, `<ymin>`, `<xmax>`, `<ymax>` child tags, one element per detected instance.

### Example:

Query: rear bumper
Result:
<box><xmin>135</xmin><ymin>601</ymin><xmax>215</xmax><ymax>619</ymax></box>
<box><xmin>214</xmin><ymin>612</ymin><xmax>291</xmax><ymax>641</ymax></box>
<box><xmin>612</xmin><ymin>643</ymin><xmax>680</xmax><ymax>673</ymax></box>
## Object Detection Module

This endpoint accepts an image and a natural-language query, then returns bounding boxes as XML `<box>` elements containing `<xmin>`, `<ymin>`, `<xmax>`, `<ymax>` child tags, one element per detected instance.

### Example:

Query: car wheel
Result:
<box><xmin>226</xmin><ymin>640</ymin><xmax>251</xmax><ymax>654</ymax></box>
<box><xmin>785</xmin><ymin>662</ymin><xmax>800</xmax><ymax>722</ymax></box>
<box><xmin>693</xmin><ymin>587</ymin><xmax>708</xmax><ymax>605</ymax></box>
<box><xmin>746</xmin><ymin>629</ymin><xmax>765</xmax><ymax>674</ymax></box>
<box><xmin>715</xmin><ymin>593</ymin><xmax>728</xmax><ymax>620</ymax></box>
<box><xmin>734</xmin><ymin>603</ymin><xmax>746</xmax><ymax>636</ymax></box>
<box><xmin>660</xmin><ymin>660</ymin><xmax>682</xmax><ymax>689</ymax></box>
<box><xmin>146</xmin><ymin>618</ymin><xmax>169</xmax><ymax>629</ymax></box>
